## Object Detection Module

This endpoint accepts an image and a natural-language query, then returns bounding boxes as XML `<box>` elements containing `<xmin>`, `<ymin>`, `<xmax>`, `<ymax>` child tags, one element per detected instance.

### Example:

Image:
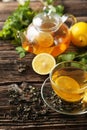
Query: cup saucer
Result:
<box><xmin>41</xmin><ymin>77</ymin><xmax>87</xmax><ymax>115</ymax></box>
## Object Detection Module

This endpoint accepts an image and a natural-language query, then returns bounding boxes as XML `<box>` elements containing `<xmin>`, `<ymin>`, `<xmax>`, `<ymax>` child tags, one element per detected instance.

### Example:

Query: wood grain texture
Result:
<box><xmin>0</xmin><ymin>0</ymin><xmax>87</xmax><ymax>129</ymax></box>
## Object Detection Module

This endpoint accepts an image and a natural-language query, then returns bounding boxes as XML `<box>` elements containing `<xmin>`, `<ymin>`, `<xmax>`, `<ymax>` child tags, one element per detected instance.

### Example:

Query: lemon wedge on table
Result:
<box><xmin>32</xmin><ymin>53</ymin><xmax>56</xmax><ymax>75</ymax></box>
<box><xmin>70</xmin><ymin>22</ymin><xmax>87</xmax><ymax>47</ymax></box>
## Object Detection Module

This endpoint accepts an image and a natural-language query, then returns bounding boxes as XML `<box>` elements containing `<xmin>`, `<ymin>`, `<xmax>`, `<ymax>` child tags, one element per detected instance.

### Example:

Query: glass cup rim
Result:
<box><xmin>49</xmin><ymin>61</ymin><xmax>87</xmax><ymax>92</ymax></box>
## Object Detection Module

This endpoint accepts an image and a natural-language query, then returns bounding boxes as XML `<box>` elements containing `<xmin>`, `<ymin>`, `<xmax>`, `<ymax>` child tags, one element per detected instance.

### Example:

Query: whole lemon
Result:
<box><xmin>70</xmin><ymin>22</ymin><xmax>87</xmax><ymax>47</ymax></box>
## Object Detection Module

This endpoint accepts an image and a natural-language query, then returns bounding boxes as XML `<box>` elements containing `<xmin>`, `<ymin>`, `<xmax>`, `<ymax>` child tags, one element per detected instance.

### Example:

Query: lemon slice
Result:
<box><xmin>55</xmin><ymin>76</ymin><xmax>80</xmax><ymax>92</ymax></box>
<box><xmin>32</xmin><ymin>53</ymin><xmax>56</xmax><ymax>75</ymax></box>
<box><xmin>35</xmin><ymin>32</ymin><xmax>53</xmax><ymax>47</ymax></box>
<box><xmin>53</xmin><ymin>76</ymin><xmax>81</xmax><ymax>102</ymax></box>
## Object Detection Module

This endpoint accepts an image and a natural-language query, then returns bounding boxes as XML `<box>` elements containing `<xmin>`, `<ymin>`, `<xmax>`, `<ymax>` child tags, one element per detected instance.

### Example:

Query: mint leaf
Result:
<box><xmin>56</xmin><ymin>52</ymin><xmax>76</xmax><ymax>63</ymax></box>
<box><xmin>56</xmin><ymin>5</ymin><xmax>64</xmax><ymax>16</ymax></box>
<box><xmin>16</xmin><ymin>46</ymin><xmax>26</xmax><ymax>58</ymax></box>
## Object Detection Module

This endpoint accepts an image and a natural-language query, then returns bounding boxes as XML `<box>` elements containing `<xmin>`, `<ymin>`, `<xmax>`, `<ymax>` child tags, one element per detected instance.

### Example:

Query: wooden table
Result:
<box><xmin>0</xmin><ymin>0</ymin><xmax>87</xmax><ymax>129</ymax></box>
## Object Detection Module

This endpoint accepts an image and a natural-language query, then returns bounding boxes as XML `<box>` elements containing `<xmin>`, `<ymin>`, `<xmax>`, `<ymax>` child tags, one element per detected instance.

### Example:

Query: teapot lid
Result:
<box><xmin>33</xmin><ymin>12</ymin><xmax>62</xmax><ymax>32</ymax></box>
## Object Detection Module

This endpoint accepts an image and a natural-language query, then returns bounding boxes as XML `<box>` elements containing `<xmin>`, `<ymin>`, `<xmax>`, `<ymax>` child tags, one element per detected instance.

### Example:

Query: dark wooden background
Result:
<box><xmin>0</xmin><ymin>0</ymin><xmax>87</xmax><ymax>129</ymax></box>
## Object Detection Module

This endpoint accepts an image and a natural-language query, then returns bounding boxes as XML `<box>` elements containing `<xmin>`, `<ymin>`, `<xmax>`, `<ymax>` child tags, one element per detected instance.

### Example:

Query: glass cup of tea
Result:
<box><xmin>49</xmin><ymin>61</ymin><xmax>87</xmax><ymax>113</ymax></box>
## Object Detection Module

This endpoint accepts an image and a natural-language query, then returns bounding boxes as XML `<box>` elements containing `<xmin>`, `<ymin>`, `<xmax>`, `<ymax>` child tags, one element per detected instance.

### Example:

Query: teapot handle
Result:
<box><xmin>61</xmin><ymin>14</ymin><xmax>77</xmax><ymax>27</ymax></box>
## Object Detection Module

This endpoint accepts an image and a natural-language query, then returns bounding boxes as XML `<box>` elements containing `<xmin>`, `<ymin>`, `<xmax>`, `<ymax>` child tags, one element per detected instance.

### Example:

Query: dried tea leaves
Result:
<box><xmin>8</xmin><ymin>82</ymin><xmax>49</xmax><ymax>121</ymax></box>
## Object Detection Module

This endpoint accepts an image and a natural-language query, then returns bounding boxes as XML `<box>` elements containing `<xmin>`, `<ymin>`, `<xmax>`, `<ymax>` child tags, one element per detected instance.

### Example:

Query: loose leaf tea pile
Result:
<box><xmin>9</xmin><ymin>82</ymin><xmax>79</xmax><ymax>120</ymax></box>
<box><xmin>8</xmin><ymin>82</ymin><xmax>49</xmax><ymax>121</ymax></box>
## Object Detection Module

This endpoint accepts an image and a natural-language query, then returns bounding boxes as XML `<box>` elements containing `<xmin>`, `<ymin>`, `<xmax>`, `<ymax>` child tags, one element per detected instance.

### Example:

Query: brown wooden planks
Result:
<box><xmin>0</xmin><ymin>0</ymin><xmax>87</xmax><ymax>129</ymax></box>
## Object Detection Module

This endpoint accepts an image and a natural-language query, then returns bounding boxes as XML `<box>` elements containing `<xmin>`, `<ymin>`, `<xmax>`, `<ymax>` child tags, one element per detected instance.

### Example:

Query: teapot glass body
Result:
<box><xmin>21</xmin><ymin>12</ymin><xmax>76</xmax><ymax>56</ymax></box>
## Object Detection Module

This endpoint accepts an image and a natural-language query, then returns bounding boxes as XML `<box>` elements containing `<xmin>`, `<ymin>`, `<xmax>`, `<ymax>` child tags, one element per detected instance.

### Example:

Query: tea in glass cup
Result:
<box><xmin>50</xmin><ymin>61</ymin><xmax>87</xmax><ymax>106</ymax></box>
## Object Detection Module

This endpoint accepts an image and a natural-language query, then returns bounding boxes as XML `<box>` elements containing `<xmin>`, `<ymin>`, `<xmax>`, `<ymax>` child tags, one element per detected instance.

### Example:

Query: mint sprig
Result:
<box><xmin>16</xmin><ymin>46</ymin><xmax>26</xmax><ymax>58</ymax></box>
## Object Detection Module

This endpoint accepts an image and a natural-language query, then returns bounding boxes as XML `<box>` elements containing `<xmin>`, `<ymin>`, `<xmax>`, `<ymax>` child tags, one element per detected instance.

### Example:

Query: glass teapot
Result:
<box><xmin>21</xmin><ymin>11</ymin><xmax>76</xmax><ymax>57</ymax></box>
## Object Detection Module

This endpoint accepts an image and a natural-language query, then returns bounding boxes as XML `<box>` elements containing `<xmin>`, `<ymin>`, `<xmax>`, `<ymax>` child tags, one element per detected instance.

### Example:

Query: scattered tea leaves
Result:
<box><xmin>8</xmin><ymin>83</ymin><xmax>49</xmax><ymax>121</ymax></box>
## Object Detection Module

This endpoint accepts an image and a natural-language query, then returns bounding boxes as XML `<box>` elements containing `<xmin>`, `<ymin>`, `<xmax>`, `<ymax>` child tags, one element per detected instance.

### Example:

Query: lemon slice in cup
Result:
<box><xmin>32</xmin><ymin>53</ymin><xmax>56</xmax><ymax>75</ymax></box>
<box><xmin>54</xmin><ymin>76</ymin><xmax>81</xmax><ymax>102</ymax></box>
<box><xmin>55</xmin><ymin>76</ymin><xmax>80</xmax><ymax>92</ymax></box>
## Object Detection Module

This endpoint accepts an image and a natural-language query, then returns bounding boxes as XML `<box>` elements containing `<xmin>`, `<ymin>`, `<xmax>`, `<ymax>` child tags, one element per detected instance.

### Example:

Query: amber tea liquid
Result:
<box><xmin>51</xmin><ymin>67</ymin><xmax>87</xmax><ymax>102</ymax></box>
<box><xmin>22</xmin><ymin>23</ymin><xmax>70</xmax><ymax>57</ymax></box>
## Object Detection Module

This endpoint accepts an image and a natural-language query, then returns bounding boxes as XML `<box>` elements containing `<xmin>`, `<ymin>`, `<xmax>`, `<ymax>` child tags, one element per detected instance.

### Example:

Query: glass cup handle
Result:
<box><xmin>61</xmin><ymin>14</ymin><xmax>77</xmax><ymax>27</ymax></box>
